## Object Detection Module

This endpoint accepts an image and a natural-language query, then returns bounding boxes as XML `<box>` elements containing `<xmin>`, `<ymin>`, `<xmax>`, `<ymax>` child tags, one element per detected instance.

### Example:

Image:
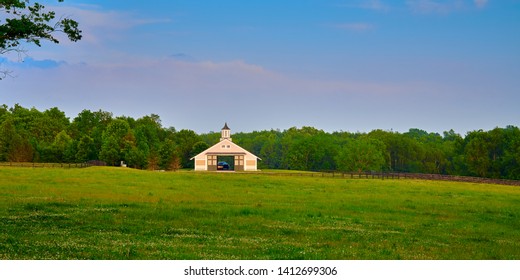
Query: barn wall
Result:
<box><xmin>194</xmin><ymin>155</ymin><xmax>207</xmax><ymax>171</ymax></box>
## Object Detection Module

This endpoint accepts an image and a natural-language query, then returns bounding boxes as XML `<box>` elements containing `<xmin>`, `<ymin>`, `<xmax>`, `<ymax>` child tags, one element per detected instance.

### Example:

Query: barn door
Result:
<box><xmin>234</xmin><ymin>155</ymin><xmax>244</xmax><ymax>171</ymax></box>
<box><xmin>207</xmin><ymin>155</ymin><xmax>217</xmax><ymax>171</ymax></box>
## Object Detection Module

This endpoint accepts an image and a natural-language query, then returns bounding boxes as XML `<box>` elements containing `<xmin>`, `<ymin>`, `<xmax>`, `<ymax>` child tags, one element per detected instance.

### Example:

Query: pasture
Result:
<box><xmin>0</xmin><ymin>167</ymin><xmax>519</xmax><ymax>259</ymax></box>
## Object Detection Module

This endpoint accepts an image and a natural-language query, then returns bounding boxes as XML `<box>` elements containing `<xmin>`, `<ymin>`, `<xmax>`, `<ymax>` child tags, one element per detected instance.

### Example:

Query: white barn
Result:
<box><xmin>190</xmin><ymin>123</ymin><xmax>261</xmax><ymax>171</ymax></box>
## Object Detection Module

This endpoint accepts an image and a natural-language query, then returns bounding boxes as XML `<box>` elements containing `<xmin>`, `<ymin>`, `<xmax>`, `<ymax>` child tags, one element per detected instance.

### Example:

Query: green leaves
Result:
<box><xmin>61</xmin><ymin>17</ymin><xmax>81</xmax><ymax>42</ymax></box>
<box><xmin>0</xmin><ymin>0</ymin><xmax>81</xmax><ymax>55</ymax></box>
<box><xmin>335</xmin><ymin>138</ymin><xmax>386</xmax><ymax>173</ymax></box>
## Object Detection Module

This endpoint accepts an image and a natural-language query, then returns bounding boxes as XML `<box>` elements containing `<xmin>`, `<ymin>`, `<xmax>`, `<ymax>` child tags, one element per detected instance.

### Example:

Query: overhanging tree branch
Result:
<box><xmin>0</xmin><ymin>0</ymin><xmax>82</xmax><ymax>79</ymax></box>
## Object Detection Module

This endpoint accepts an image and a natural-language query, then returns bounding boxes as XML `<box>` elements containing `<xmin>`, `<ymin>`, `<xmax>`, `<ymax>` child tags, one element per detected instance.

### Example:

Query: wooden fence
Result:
<box><xmin>0</xmin><ymin>162</ymin><xmax>91</xmax><ymax>168</ymax></box>
<box><xmin>244</xmin><ymin>171</ymin><xmax>520</xmax><ymax>186</ymax></box>
<box><xmin>1</xmin><ymin>163</ymin><xmax>518</xmax><ymax>186</ymax></box>
<box><xmin>395</xmin><ymin>172</ymin><xmax>520</xmax><ymax>186</ymax></box>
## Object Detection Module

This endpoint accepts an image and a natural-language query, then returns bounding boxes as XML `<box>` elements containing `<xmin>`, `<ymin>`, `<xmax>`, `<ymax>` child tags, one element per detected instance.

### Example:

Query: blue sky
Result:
<box><xmin>2</xmin><ymin>0</ymin><xmax>519</xmax><ymax>134</ymax></box>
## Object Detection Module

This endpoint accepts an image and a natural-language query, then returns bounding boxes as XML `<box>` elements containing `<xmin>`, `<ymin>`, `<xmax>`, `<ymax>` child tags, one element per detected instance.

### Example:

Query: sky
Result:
<box><xmin>1</xmin><ymin>0</ymin><xmax>519</xmax><ymax>134</ymax></box>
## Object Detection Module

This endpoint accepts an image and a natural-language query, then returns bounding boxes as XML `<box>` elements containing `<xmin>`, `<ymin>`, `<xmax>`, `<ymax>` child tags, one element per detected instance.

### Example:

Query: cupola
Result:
<box><xmin>220</xmin><ymin>122</ymin><xmax>232</xmax><ymax>141</ymax></box>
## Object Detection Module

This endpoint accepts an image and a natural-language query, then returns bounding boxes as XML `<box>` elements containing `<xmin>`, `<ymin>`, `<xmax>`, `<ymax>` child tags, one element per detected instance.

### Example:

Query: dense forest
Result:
<box><xmin>1</xmin><ymin>104</ymin><xmax>519</xmax><ymax>180</ymax></box>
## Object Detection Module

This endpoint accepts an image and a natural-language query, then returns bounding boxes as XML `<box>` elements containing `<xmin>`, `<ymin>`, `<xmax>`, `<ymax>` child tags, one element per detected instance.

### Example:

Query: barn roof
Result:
<box><xmin>190</xmin><ymin>138</ymin><xmax>261</xmax><ymax>160</ymax></box>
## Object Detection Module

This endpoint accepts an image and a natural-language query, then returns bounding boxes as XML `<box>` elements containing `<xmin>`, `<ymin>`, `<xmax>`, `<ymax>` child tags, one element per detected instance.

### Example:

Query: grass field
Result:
<box><xmin>0</xmin><ymin>167</ymin><xmax>519</xmax><ymax>260</ymax></box>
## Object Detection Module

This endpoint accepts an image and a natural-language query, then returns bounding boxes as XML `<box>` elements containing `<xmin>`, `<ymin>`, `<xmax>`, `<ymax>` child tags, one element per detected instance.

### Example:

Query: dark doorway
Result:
<box><xmin>217</xmin><ymin>155</ymin><xmax>235</xmax><ymax>171</ymax></box>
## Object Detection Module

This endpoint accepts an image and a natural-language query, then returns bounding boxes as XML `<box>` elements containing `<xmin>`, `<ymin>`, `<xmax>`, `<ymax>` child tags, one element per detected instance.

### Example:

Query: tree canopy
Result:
<box><xmin>0</xmin><ymin>0</ymin><xmax>81</xmax><ymax>78</ymax></box>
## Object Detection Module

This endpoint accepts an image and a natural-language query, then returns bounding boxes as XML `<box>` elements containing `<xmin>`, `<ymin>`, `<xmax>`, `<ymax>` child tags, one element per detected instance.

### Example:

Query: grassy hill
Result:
<box><xmin>0</xmin><ymin>167</ymin><xmax>519</xmax><ymax>259</ymax></box>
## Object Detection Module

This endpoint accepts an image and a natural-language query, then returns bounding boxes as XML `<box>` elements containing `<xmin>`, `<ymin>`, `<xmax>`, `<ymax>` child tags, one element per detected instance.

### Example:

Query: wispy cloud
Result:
<box><xmin>170</xmin><ymin>53</ymin><xmax>198</xmax><ymax>62</ymax></box>
<box><xmin>359</xmin><ymin>0</ymin><xmax>390</xmax><ymax>11</ymax></box>
<box><xmin>51</xmin><ymin>5</ymin><xmax>171</xmax><ymax>45</ymax></box>
<box><xmin>3</xmin><ymin>56</ymin><xmax>415</xmax><ymax>107</ymax></box>
<box><xmin>474</xmin><ymin>0</ymin><xmax>488</xmax><ymax>8</ymax></box>
<box><xmin>332</xmin><ymin>23</ymin><xmax>375</xmax><ymax>32</ymax></box>
<box><xmin>346</xmin><ymin>0</ymin><xmax>488</xmax><ymax>14</ymax></box>
<box><xmin>1</xmin><ymin>57</ymin><xmax>66</xmax><ymax>69</ymax></box>
<box><xmin>406</xmin><ymin>0</ymin><xmax>464</xmax><ymax>14</ymax></box>
<box><xmin>338</xmin><ymin>0</ymin><xmax>389</xmax><ymax>11</ymax></box>
<box><xmin>19</xmin><ymin>4</ymin><xmax>173</xmax><ymax>65</ymax></box>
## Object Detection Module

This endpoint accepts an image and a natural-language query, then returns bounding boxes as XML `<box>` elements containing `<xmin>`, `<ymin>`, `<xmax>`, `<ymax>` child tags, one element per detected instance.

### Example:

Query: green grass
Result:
<box><xmin>0</xmin><ymin>166</ymin><xmax>519</xmax><ymax>260</ymax></box>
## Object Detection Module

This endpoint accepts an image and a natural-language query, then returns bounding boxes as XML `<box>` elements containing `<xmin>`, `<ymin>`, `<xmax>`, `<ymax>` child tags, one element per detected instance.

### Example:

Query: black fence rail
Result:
<box><xmin>246</xmin><ymin>171</ymin><xmax>520</xmax><ymax>186</ymax></box>
<box><xmin>253</xmin><ymin>171</ymin><xmax>396</xmax><ymax>179</ymax></box>
<box><xmin>0</xmin><ymin>162</ymin><xmax>91</xmax><ymax>168</ymax></box>
<box><xmin>397</xmin><ymin>172</ymin><xmax>520</xmax><ymax>186</ymax></box>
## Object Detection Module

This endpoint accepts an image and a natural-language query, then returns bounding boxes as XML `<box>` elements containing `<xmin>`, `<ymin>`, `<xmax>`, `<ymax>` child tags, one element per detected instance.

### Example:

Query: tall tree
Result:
<box><xmin>134</xmin><ymin>114</ymin><xmax>163</xmax><ymax>152</ymax></box>
<box><xmin>335</xmin><ymin>138</ymin><xmax>386</xmax><ymax>174</ymax></box>
<box><xmin>70</xmin><ymin>109</ymin><xmax>112</xmax><ymax>159</ymax></box>
<box><xmin>0</xmin><ymin>115</ymin><xmax>33</xmax><ymax>161</ymax></box>
<box><xmin>464</xmin><ymin>130</ymin><xmax>492</xmax><ymax>178</ymax></box>
<box><xmin>75</xmin><ymin>135</ymin><xmax>95</xmax><ymax>162</ymax></box>
<box><xmin>500</xmin><ymin>126</ymin><xmax>520</xmax><ymax>179</ymax></box>
<box><xmin>175</xmin><ymin>129</ymin><xmax>201</xmax><ymax>168</ymax></box>
<box><xmin>48</xmin><ymin>129</ymin><xmax>74</xmax><ymax>162</ymax></box>
<box><xmin>258</xmin><ymin>131</ymin><xmax>282</xmax><ymax>169</ymax></box>
<box><xmin>99</xmin><ymin>119</ymin><xmax>130</xmax><ymax>166</ymax></box>
<box><xmin>159</xmin><ymin>139</ymin><xmax>182</xmax><ymax>171</ymax></box>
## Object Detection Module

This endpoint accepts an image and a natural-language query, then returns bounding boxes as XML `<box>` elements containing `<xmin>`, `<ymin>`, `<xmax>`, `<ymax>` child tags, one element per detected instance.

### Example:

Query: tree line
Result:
<box><xmin>1</xmin><ymin>104</ymin><xmax>519</xmax><ymax>180</ymax></box>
